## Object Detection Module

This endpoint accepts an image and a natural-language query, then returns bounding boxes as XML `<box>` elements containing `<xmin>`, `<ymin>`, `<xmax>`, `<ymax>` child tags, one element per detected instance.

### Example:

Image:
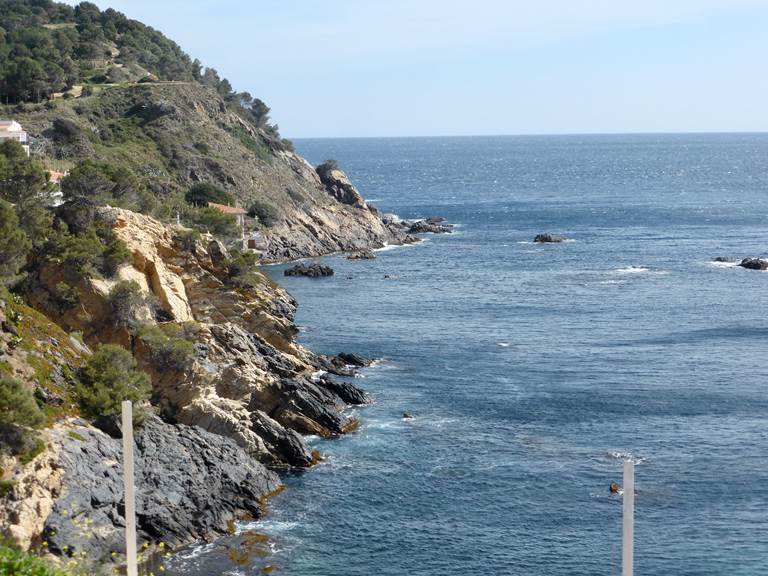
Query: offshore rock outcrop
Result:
<box><xmin>284</xmin><ymin>263</ymin><xmax>335</xmax><ymax>277</ymax></box>
<box><xmin>534</xmin><ymin>233</ymin><xmax>566</xmax><ymax>243</ymax></box>
<box><xmin>738</xmin><ymin>257</ymin><xmax>768</xmax><ymax>270</ymax></box>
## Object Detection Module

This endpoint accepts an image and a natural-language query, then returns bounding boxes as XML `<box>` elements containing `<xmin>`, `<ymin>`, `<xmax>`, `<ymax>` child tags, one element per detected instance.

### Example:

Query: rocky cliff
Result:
<box><xmin>1</xmin><ymin>207</ymin><xmax>373</xmax><ymax>571</ymax></box>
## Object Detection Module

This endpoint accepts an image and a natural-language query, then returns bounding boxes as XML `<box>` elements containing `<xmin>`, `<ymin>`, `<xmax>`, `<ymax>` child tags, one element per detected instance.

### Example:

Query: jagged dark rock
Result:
<box><xmin>713</xmin><ymin>257</ymin><xmax>733</xmax><ymax>263</ymax></box>
<box><xmin>534</xmin><ymin>233</ymin><xmax>565</xmax><ymax>243</ymax></box>
<box><xmin>407</xmin><ymin>220</ymin><xmax>453</xmax><ymax>234</ymax></box>
<box><xmin>739</xmin><ymin>258</ymin><xmax>768</xmax><ymax>270</ymax></box>
<box><xmin>315</xmin><ymin>374</ymin><xmax>370</xmax><ymax>405</ymax></box>
<box><xmin>284</xmin><ymin>263</ymin><xmax>335</xmax><ymax>277</ymax></box>
<box><xmin>249</xmin><ymin>409</ymin><xmax>314</xmax><ymax>467</ymax></box>
<box><xmin>43</xmin><ymin>418</ymin><xmax>280</xmax><ymax>560</ymax></box>
<box><xmin>316</xmin><ymin>161</ymin><xmax>367</xmax><ymax>208</ymax></box>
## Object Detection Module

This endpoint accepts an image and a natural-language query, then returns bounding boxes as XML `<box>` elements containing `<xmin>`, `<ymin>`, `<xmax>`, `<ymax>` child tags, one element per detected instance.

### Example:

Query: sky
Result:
<box><xmin>65</xmin><ymin>1</ymin><xmax>768</xmax><ymax>138</ymax></box>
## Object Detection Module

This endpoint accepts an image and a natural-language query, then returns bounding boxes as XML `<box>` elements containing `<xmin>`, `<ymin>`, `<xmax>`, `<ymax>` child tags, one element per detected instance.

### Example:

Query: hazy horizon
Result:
<box><xmin>65</xmin><ymin>1</ymin><xmax>768</xmax><ymax>139</ymax></box>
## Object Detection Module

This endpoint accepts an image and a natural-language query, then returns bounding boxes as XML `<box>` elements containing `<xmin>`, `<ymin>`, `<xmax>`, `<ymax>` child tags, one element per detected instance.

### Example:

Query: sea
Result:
<box><xmin>169</xmin><ymin>134</ymin><xmax>768</xmax><ymax>576</ymax></box>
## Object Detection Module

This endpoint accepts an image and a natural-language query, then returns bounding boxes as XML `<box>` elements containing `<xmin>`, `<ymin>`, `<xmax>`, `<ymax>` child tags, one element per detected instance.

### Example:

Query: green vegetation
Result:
<box><xmin>226</xmin><ymin>249</ymin><xmax>265</xmax><ymax>289</ymax></box>
<box><xmin>43</xmin><ymin>221</ymin><xmax>130</xmax><ymax>278</ymax></box>
<box><xmin>0</xmin><ymin>544</ymin><xmax>74</xmax><ymax>576</ymax></box>
<box><xmin>0</xmin><ymin>377</ymin><xmax>45</xmax><ymax>455</ymax></box>
<box><xmin>248</xmin><ymin>200</ymin><xmax>280</xmax><ymax>228</ymax></box>
<box><xmin>0</xmin><ymin>377</ymin><xmax>45</xmax><ymax>429</ymax></box>
<box><xmin>185</xmin><ymin>182</ymin><xmax>234</xmax><ymax>208</ymax></box>
<box><xmin>137</xmin><ymin>324</ymin><xmax>196</xmax><ymax>371</ymax></box>
<box><xmin>0</xmin><ymin>199</ymin><xmax>30</xmax><ymax>287</ymax></box>
<box><xmin>61</xmin><ymin>159</ymin><xmax>154</xmax><ymax>214</ymax></box>
<box><xmin>75</xmin><ymin>344</ymin><xmax>151</xmax><ymax>422</ymax></box>
<box><xmin>189</xmin><ymin>206</ymin><xmax>238</xmax><ymax>237</ymax></box>
<box><xmin>106</xmin><ymin>280</ymin><xmax>148</xmax><ymax>331</ymax></box>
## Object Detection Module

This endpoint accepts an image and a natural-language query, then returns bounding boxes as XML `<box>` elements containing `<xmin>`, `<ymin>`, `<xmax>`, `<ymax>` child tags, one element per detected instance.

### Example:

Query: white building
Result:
<box><xmin>0</xmin><ymin>120</ymin><xmax>30</xmax><ymax>156</ymax></box>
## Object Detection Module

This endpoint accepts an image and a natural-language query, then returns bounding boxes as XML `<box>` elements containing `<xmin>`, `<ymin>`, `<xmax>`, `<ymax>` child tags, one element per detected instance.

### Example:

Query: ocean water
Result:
<box><xmin>171</xmin><ymin>134</ymin><xmax>768</xmax><ymax>576</ymax></box>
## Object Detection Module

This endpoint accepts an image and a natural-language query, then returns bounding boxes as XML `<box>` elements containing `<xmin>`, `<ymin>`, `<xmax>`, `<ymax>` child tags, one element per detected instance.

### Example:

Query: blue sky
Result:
<box><xmin>68</xmin><ymin>1</ymin><xmax>768</xmax><ymax>138</ymax></box>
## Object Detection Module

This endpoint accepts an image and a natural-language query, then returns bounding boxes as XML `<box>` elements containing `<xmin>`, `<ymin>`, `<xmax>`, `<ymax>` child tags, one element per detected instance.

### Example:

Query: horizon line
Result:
<box><xmin>290</xmin><ymin>129</ymin><xmax>768</xmax><ymax>141</ymax></box>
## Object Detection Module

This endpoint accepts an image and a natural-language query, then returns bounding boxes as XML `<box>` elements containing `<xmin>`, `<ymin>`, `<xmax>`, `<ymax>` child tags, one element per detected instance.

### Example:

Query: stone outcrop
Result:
<box><xmin>534</xmin><ymin>233</ymin><xmax>566</xmax><ymax>243</ymax></box>
<box><xmin>284</xmin><ymin>263</ymin><xmax>335</xmax><ymax>277</ymax></box>
<box><xmin>316</xmin><ymin>161</ymin><xmax>367</xmax><ymax>209</ymax></box>
<box><xmin>347</xmin><ymin>249</ymin><xmax>376</xmax><ymax>260</ymax></box>
<box><xmin>42</xmin><ymin>418</ymin><xmax>280</xmax><ymax>561</ymax></box>
<box><xmin>407</xmin><ymin>220</ymin><xmax>453</xmax><ymax>234</ymax></box>
<box><xmin>739</xmin><ymin>258</ymin><xmax>768</xmax><ymax>270</ymax></box>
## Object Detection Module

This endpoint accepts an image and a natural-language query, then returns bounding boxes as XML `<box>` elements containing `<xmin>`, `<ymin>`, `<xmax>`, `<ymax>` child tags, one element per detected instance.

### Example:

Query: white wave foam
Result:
<box><xmin>606</xmin><ymin>451</ymin><xmax>646</xmax><ymax>464</ymax></box>
<box><xmin>709</xmin><ymin>260</ymin><xmax>739</xmax><ymax>269</ymax></box>
<box><xmin>614</xmin><ymin>266</ymin><xmax>651</xmax><ymax>274</ymax></box>
<box><xmin>310</xmin><ymin>370</ymin><xmax>327</xmax><ymax>382</ymax></box>
<box><xmin>497</xmin><ymin>342</ymin><xmax>511</xmax><ymax>347</ymax></box>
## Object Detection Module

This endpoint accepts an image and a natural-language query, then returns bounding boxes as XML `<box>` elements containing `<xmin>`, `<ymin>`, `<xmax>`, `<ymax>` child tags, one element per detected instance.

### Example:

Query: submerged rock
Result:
<box><xmin>739</xmin><ymin>258</ymin><xmax>768</xmax><ymax>270</ymax></box>
<box><xmin>347</xmin><ymin>249</ymin><xmax>376</xmax><ymax>260</ymax></box>
<box><xmin>284</xmin><ymin>263</ymin><xmax>335</xmax><ymax>277</ymax></box>
<box><xmin>534</xmin><ymin>233</ymin><xmax>565</xmax><ymax>243</ymax></box>
<box><xmin>407</xmin><ymin>220</ymin><xmax>453</xmax><ymax>234</ymax></box>
<box><xmin>713</xmin><ymin>257</ymin><xmax>733</xmax><ymax>263</ymax></box>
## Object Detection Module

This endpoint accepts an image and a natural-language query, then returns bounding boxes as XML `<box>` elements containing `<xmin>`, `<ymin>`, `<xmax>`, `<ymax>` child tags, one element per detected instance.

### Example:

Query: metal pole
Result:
<box><xmin>622</xmin><ymin>460</ymin><xmax>634</xmax><ymax>576</ymax></box>
<box><xmin>121</xmin><ymin>401</ymin><xmax>138</xmax><ymax>576</ymax></box>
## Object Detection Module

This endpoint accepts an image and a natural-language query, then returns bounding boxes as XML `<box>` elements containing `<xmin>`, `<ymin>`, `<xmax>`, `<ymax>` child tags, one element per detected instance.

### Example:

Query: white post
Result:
<box><xmin>622</xmin><ymin>460</ymin><xmax>634</xmax><ymax>576</ymax></box>
<box><xmin>121</xmin><ymin>401</ymin><xmax>138</xmax><ymax>576</ymax></box>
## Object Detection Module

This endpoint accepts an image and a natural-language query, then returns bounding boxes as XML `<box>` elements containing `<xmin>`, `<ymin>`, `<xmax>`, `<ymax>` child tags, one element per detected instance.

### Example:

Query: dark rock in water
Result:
<box><xmin>739</xmin><ymin>258</ymin><xmax>768</xmax><ymax>270</ymax></box>
<box><xmin>425</xmin><ymin>217</ymin><xmax>446</xmax><ymax>224</ymax></box>
<box><xmin>713</xmin><ymin>257</ymin><xmax>733</xmax><ymax>263</ymax></box>
<box><xmin>250</xmin><ymin>409</ymin><xmax>314</xmax><ymax>467</ymax></box>
<box><xmin>407</xmin><ymin>220</ymin><xmax>453</xmax><ymax>234</ymax></box>
<box><xmin>534</xmin><ymin>233</ymin><xmax>565</xmax><ymax>243</ymax></box>
<box><xmin>44</xmin><ymin>417</ymin><xmax>281</xmax><ymax>560</ymax></box>
<box><xmin>284</xmin><ymin>263</ymin><xmax>334</xmax><ymax>277</ymax></box>
<box><xmin>315</xmin><ymin>374</ymin><xmax>370</xmax><ymax>405</ymax></box>
<box><xmin>336</xmin><ymin>352</ymin><xmax>373</xmax><ymax>367</ymax></box>
<box><xmin>403</xmin><ymin>412</ymin><xmax>414</xmax><ymax>420</ymax></box>
<box><xmin>347</xmin><ymin>249</ymin><xmax>376</xmax><ymax>260</ymax></box>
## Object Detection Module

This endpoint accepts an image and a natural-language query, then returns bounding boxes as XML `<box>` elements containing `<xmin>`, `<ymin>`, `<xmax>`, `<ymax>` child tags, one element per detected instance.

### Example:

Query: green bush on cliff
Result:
<box><xmin>0</xmin><ymin>544</ymin><xmax>74</xmax><ymax>576</ymax></box>
<box><xmin>226</xmin><ymin>249</ymin><xmax>264</xmax><ymax>289</ymax></box>
<box><xmin>185</xmin><ymin>182</ymin><xmax>234</xmax><ymax>208</ymax></box>
<box><xmin>188</xmin><ymin>206</ymin><xmax>238</xmax><ymax>237</ymax></box>
<box><xmin>247</xmin><ymin>200</ymin><xmax>280</xmax><ymax>228</ymax></box>
<box><xmin>0</xmin><ymin>200</ymin><xmax>31</xmax><ymax>288</ymax></box>
<box><xmin>76</xmin><ymin>344</ymin><xmax>151</xmax><ymax>420</ymax></box>
<box><xmin>107</xmin><ymin>280</ymin><xmax>150</xmax><ymax>331</ymax></box>
<box><xmin>0</xmin><ymin>377</ymin><xmax>45</xmax><ymax>456</ymax></box>
<box><xmin>44</xmin><ymin>221</ymin><xmax>130</xmax><ymax>279</ymax></box>
<box><xmin>61</xmin><ymin>160</ymin><xmax>154</xmax><ymax>215</ymax></box>
<box><xmin>137</xmin><ymin>324</ymin><xmax>196</xmax><ymax>371</ymax></box>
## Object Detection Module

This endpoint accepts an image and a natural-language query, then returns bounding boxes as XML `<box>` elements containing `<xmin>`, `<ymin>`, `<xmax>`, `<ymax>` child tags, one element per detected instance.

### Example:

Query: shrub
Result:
<box><xmin>174</xmin><ymin>228</ymin><xmax>201</xmax><ymax>253</ymax></box>
<box><xmin>76</xmin><ymin>345</ymin><xmax>151</xmax><ymax>421</ymax></box>
<box><xmin>185</xmin><ymin>183</ymin><xmax>234</xmax><ymax>208</ymax></box>
<box><xmin>227</xmin><ymin>249</ymin><xmax>264</xmax><ymax>289</ymax></box>
<box><xmin>189</xmin><ymin>206</ymin><xmax>238</xmax><ymax>237</ymax></box>
<box><xmin>137</xmin><ymin>325</ymin><xmax>196</xmax><ymax>371</ymax></box>
<box><xmin>0</xmin><ymin>378</ymin><xmax>45</xmax><ymax>430</ymax></box>
<box><xmin>44</xmin><ymin>222</ymin><xmax>130</xmax><ymax>278</ymax></box>
<box><xmin>247</xmin><ymin>200</ymin><xmax>280</xmax><ymax>228</ymax></box>
<box><xmin>107</xmin><ymin>280</ymin><xmax>148</xmax><ymax>331</ymax></box>
<box><xmin>52</xmin><ymin>282</ymin><xmax>80</xmax><ymax>311</ymax></box>
<box><xmin>0</xmin><ymin>544</ymin><xmax>73</xmax><ymax>576</ymax></box>
<box><xmin>0</xmin><ymin>200</ymin><xmax>31</xmax><ymax>288</ymax></box>
<box><xmin>0</xmin><ymin>378</ymin><xmax>45</xmax><ymax>456</ymax></box>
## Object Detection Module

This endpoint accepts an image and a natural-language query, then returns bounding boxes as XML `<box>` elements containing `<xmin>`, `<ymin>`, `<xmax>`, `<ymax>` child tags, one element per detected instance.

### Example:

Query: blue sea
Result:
<box><xmin>173</xmin><ymin>134</ymin><xmax>768</xmax><ymax>576</ymax></box>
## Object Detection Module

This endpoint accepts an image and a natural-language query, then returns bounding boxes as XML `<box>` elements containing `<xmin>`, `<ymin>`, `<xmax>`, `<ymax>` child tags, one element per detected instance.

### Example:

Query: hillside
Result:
<box><xmin>1</xmin><ymin>0</ymin><xmax>413</xmax><ymax>261</ymax></box>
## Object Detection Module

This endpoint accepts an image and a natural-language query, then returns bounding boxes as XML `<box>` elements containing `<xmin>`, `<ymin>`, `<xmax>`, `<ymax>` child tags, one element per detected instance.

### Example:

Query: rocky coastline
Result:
<box><xmin>0</xmin><ymin>197</ymin><xmax>448</xmax><ymax>573</ymax></box>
